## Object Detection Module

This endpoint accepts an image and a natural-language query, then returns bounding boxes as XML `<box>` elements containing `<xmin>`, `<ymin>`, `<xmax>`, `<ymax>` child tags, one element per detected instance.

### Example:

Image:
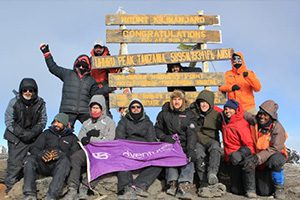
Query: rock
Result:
<box><xmin>0</xmin><ymin>159</ymin><xmax>7</xmax><ymax>183</ymax></box>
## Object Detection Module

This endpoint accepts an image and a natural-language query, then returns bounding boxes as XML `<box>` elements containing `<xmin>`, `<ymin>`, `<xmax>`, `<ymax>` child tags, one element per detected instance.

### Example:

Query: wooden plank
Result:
<box><xmin>109</xmin><ymin>91</ymin><xmax>226</xmax><ymax>108</ymax></box>
<box><xmin>109</xmin><ymin>72</ymin><xmax>224</xmax><ymax>87</ymax></box>
<box><xmin>92</xmin><ymin>48</ymin><xmax>233</xmax><ymax>69</ymax></box>
<box><xmin>106</xmin><ymin>29</ymin><xmax>221</xmax><ymax>43</ymax></box>
<box><xmin>105</xmin><ymin>14</ymin><xmax>220</xmax><ymax>26</ymax></box>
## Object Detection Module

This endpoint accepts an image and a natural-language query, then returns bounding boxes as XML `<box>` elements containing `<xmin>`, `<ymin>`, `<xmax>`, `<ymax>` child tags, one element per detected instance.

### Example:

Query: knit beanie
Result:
<box><xmin>54</xmin><ymin>113</ymin><xmax>69</xmax><ymax>127</ymax></box>
<box><xmin>224</xmin><ymin>99</ymin><xmax>239</xmax><ymax>110</ymax></box>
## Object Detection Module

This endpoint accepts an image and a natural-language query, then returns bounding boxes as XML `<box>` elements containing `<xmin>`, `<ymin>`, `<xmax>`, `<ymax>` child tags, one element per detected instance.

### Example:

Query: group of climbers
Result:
<box><xmin>3</xmin><ymin>40</ymin><xmax>288</xmax><ymax>200</ymax></box>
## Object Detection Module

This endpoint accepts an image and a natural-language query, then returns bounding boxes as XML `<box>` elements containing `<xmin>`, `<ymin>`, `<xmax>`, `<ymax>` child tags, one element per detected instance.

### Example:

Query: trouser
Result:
<box><xmin>67</xmin><ymin>149</ymin><xmax>86</xmax><ymax>189</ymax></box>
<box><xmin>23</xmin><ymin>154</ymin><xmax>71</xmax><ymax>199</ymax></box>
<box><xmin>5</xmin><ymin>141</ymin><xmax>30</xmax><ymax>191</ymax></box>
<box><xmin>166</xmin><ymin>162</ymin><xmax>195</xmax><ymax>184</ymax></box>
<box><xmin>67</xmin><ymin>113</ymin><xmax>90</xmax><ymax>128</ymax></box>
<box><xmin>229</xmin><ymin>164</ymin><xmax>256</xmax><ymax>195</ymax></box>
<box><xmin>195</xmin><ymin>141</ymin><xmax>221</xmax><ymax>182</ymax></box>
<box><xmin>117</xmin><ymin>166</ymin><xmax>162</xmax><ymax>193</ymax></box>
<box><xmin>256</xmin><ymin>153</ymin><xmax>286</xmax><ymax>196</ymax></box>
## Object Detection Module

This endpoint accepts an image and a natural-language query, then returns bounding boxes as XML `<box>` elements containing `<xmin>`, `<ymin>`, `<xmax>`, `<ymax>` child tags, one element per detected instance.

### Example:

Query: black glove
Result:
<box><xmin>230</xmin><ymin>151</ymin><xmax>242</xmax><ymax>166</ymax></box>
<box><xmin>163</xmin><ymin>135</ymin><xmax>176</xmax><ymax>144</ymax></box>
<box><xmin>19</xmin><ymin>130</ymin><xmax>36</xmax><ymax>143</ymax></box>
<box><xmin>40</xmin><ymin>43</ymin><xmax>50</xmax><ymax>54</ymax></box>
<box><xmin>86</xmin><ymin>129</ymin><xmax>100</xmax><ymax>137</ymax></box>
<box><xmin>187</xmin><ymin>149</ymin><xmax>197</xmax><ymax>163</ymax></box>
<box><xmin>243</xmin><ymin>71</ymin><xmax>248</xmax><ymax>77</ymax></box>
<box><xmin>238</xmin><ymin>146</ymin><xmax>251</xmax><ymax>158</ymax></box>
<box><xmin>232</xmin><ymin>84</ymin><xmax>240</xmax><ymax>91</ymax></box>
<box><xmin>242</xmin><ymin>155</ymin><xmax>259</xmax><ymax>172</ymax></box>
<box><xmin>81</xmin><ymin>136</ymin><xmax>90</xmax><ymax>145</ymax></box>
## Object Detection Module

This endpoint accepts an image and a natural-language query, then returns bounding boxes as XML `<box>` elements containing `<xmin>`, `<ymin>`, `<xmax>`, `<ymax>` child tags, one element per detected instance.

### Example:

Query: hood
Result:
<box><xmin>196</xmin><ymin>90</ymin><xmax>215</xmax><ymax>108</ymax></box>
<box><xmin>127</xmin><ymin>99</ymin><xmax>145</xmax><ymax>121</ymax></box>
<box><xmin>89</xmin><ymin>95</ymin><xmax>107</xmax><ymax>116</ymax></box>
<box><xmin>259</xmin><ymin>100</ymin><xmax>279</xmax><ymax>120</ymax></box>
<box><xmin>19</xmin><ymin>78</ymin><xmax>38</xmax><ymax>95</ymax></box>
<box><xmin>166</xmin><ymin>63</ymin><xmax>182</xmax><ymax>72</ymax></box>
<box><xmin>169</xmin><ymin>90</ymin><xmax>188</xmax><ymax>112</ymax></box>
<box><xmin>90</xmin><ymin>46</ymin><xmax>110</xmax><ymax>57</ymax></box>
<box><xmin>73</xmin><ymin>54</ymin><xmax>91</xmax><ymax>77</ymax></box>
<box><xmin>231</xmin><ymin>52</ymin><xmax>247</xmax><ymax>74</ymax></box>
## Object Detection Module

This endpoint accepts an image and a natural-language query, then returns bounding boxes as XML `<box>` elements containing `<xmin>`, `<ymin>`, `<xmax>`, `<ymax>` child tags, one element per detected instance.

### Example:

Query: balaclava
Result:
<box><xmin>129</xmin><ymin>99</ymin><xmax>144</xmax><ymax>121</ymax></box>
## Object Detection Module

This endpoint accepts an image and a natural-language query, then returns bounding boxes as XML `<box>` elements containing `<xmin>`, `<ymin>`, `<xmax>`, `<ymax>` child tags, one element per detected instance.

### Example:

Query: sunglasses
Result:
<box><xmin>22</xmin><ymin>89</ymin><xmax>33</xmax><ymax>93</ymax></box>
<box><xmin>131</xmin><ymin>105</ymin><xmax>141</xmax><ymax>109</ymax></box>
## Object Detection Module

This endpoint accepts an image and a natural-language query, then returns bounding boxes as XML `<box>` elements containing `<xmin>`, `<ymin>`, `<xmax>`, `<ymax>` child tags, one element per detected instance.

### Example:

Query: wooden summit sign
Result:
<box><xmin>105</xmin><ymin>14</ymin><xmax>220</xmax><ymax>26</ymax></box>
<box><xmin>92</xmin><ymin>48</ymin><xmax>233</xmax><ymax>69</ymax></box>
<box><xmin>106</xmin><ymin>29</ymin><xmax>221</xmax><ymax>43</ymax></box>
<box><xmin>109</xmin><ymin>91</ymin><xmax>226</xmax><ymax>108</ymax></box>
<box><xmin>109</xmin><ymin>72</ymin><xmax>224</xmax><ymax>88</ymax></box>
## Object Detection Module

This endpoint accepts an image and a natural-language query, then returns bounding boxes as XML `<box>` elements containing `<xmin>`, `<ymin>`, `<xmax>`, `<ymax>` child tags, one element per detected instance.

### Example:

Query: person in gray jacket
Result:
<box><xmin>3</xmin><ymin>78</ymin><xmax>47</xmax><ymax>194</ymax></box>
<box><xmin>64</xmin><ymin>95</ymin><xmax>116</xmax><ymax>199</ymax></box>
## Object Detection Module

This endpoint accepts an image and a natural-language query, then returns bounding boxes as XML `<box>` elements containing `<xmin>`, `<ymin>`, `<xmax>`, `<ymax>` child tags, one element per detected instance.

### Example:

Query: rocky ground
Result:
<box><xmin>0</xmin><ymin>160</ymin><xmax>299</xmax><ymax>200</ymax></box>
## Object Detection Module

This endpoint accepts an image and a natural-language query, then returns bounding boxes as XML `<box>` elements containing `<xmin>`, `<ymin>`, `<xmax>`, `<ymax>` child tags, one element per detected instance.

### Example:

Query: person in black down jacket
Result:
<box><xmin>155</xmin><ymin>90</ymin><xmax>197</xmax><ymax>200</ymax></box>
<box><xmin>23</xmin><ymin>113</ymin><xmax>80</xmax><ymax>200</ymax></box>
<box><xmin>115</xmin><ymin>99</ymin><xmax>162</xmax><ymax>200</ymax></box>
<box><xmin>39</xmin><ymin>43</ymin><xmax>111</xmax><ymax>128</ymax></box>
<box><xmin>4</xmin><ymin>78</ymin><xmax>47</xmax><ymax>194</ymax></box>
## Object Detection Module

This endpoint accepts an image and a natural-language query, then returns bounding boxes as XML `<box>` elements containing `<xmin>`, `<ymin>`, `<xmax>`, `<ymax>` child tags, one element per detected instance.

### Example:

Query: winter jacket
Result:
<box><xmin>4</xmin><ymin>78</ymin><xmax>47</xmax><ymax>145</ymax></box>
<box><xmin>90</xmin><ymin>47</ymin><xmax>119</xmax><ymax>88</ymax></box>
<box><xmin>244</xmin><ymin>112</ymin><xmax>287</xmax><ymax>165</ymax></box>
<box><xmin>45</xmin><ymin>54</ymin><xmax>109</xmax><ymax>114</ymax></box>
<box><xmin>78</xmin><ymin>95</ymin><xmax>116</xmax><ymax>142</ymax></box>
<box><xmin>155</xmin><ymin>102</ymin><xmax>197</xmax><ymax>157</ymax></box>
<box><xmin>190</xmin><ymin>90</ymin><xmax>221</xmax><ymax>145</ymax></box>
<box><xmin>167</xmin><ymin>66</ymin><xmax>202</xmax><ymax>92</ymax></box>
<box><xmin>30</xmin><ymin>126</ymin><xmax>80</xmax><ymax>159</ymax></box>
<box><xmin>220</xmin><ymin>104</ymin><xmax>255</xmax><ymax>162</ymax></box>
<box><xmin>219</xmin><ymin>52</ymin><xmax>261</xmax><ymax>111</ymax></box>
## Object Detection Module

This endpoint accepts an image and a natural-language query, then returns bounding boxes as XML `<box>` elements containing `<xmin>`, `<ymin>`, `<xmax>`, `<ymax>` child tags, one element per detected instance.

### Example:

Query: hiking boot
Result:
<box><xmin>274</xmin><ymin>185</ymin><xmax>285</xmax><ymax>199</ymax></box>
<box><xmin>175</xmin><ymin>182</ymin><xmax>193</xmax><ymax>200</ymax></box>
<box><xmin>208</xmin><ymin>173</ymin><xmax>219</xmax><ymax>185</ymax></box>
<box><xmin>24</xmin><ymin>195</ymin><xmax>37</xmax><ymax>200</ymax></box>
<box><xmin>166</xmin><ymin>181</ymin><xmax>177</xmax><ymax>196</ymax></box>
<box><xmin>132</xmin><ymin>186</ymin><xmax>149</xmax><ymax>197</ymax></box>
<box><xmin>245</xmin><ymin>190</ymin><xmax>257</xmax><ymax>198</ymax></box>
<box><xmin>118</xmin><ymin>186</ymin><xmax>137</xmax><ymax>200</ymax></box>
<box><xmin>78</xmin><ymin>184</ymin><xmax>89</xmax><ymax>199</ymax></box>
<box><xmin>63</xmin><ymin>187</ymin><xmax>78</xmax><ymax>200</ymax></box>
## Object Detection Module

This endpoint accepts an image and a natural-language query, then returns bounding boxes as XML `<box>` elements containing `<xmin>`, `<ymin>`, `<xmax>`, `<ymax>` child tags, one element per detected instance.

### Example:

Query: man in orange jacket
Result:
<box><xmin>219</xmin><ymin>52</ymin><xmax>261</xmax><ymax>114</ymax></box>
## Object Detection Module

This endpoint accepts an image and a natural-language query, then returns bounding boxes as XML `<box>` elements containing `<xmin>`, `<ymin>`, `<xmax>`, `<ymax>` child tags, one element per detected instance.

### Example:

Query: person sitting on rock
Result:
<box><xmin>189</xmin><ymin>90</ymin><xmax>222</xmax><ymax>189</ymax></box>
<box><xmin>23</xmin><ymin>113</ymin><xmax>80</xmax><ymax>200</ymax></box>
<box><xmin>155</xmin><ymin>90</ymin><xmax>197</xmax><ymax>200</ymax></box>
<box><xmin>116</xmin><ymin>99</ymin><xmax>162</xmax><ymax>200</ymax></box>
<box><xmin>243</xmin><ymin>100</ymin><xmax>288</xmax><ymax>199</ymax></box>
<box><xmin>220</xmin><ymin>99</ymin><xmax>256</xmax><ymax>198</ymax></box>
<box><xmin>63</xmin><ymin>95</ymin><xmax>116</xmax><ymax>200</ymax></box>
<box><xmin>166</xmin><ymin>63</ymin><xmax>202</xmax><ymax>92</ymax></box>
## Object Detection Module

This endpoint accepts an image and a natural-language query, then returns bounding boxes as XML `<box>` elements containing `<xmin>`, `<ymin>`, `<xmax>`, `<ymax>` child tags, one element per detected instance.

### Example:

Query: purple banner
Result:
<box><xmin>82</xmin><ymin>139</ymin><xmax>188</xmax><ymax>182</ymax></box>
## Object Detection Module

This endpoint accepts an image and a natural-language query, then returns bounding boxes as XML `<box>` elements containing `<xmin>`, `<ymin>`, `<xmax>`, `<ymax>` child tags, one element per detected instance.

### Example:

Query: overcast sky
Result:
<box><xmin>1</xmin><ymin>0</ymin><xmax>299</xmax><ymax>152</ymax></box>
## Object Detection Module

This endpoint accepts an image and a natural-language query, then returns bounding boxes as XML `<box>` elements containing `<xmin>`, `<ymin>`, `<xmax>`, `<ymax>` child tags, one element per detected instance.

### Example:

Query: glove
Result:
<box><xmin>40</xmin><ymin>43</ymin><xmax>50</xmax><ymax>54</ymax></box>
<box><xmin>238</xmin><ymin>146</ymin><xmax>251</xmax><ymax>158</ymax></box>
<box><xmin>19</xmin><ymin>130</ymin><xmax>36</xmax><ymax>143</ymax></box>
<box><xmin>86</xmin><ymin>129</ymin><xmax>100</xmax><ymax>137</ymax></box>
<box><xmin>41</xmin><ymin>150</ymin><xmax>53</xmax><ymax>163</ymax></box>
<box><xmin>242</xmin><ymin>155</ymin><xmax>259</xmax><ymax>172</ymax></box>
<box><xmin>243</xmin><ymin>71</ymin><xmax>248</xmax><ymax>77</ymax></box>
<box><xmin>81</xmin><ymin>136</ymin><xmax>90</xmax><ymax>145</ymax></box>
<box><xmin>163</xmin><ymin>135</ymin><xmax>176</xmax><ymax>144</ymax></box>
<box><xmin>230</xmin><ymin>151</ymin><xmax>242</xmax><ymax>166</ymax></box>
<box><xmin>187</xmin><ymin>150</ymin><xmax>197</xmax><ymax>163</ymax></box>
<box><xmin>232</xmin><ymin>84</ymin><xmax>240</xmax><ymax>91</ymax></box>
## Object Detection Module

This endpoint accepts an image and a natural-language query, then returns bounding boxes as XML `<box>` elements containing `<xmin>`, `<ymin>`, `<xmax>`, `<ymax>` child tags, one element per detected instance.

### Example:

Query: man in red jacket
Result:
<box><xmin>220</xmin><ymin>99</ymin><xmax>256</xmax><ymax>198</ymax></box>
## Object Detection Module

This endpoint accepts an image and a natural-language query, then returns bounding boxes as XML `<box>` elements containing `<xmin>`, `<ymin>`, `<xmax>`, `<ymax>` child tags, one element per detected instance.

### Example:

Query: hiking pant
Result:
<box><xmin>166</xmin><ymin>162</ymin><xmax>195</xmax><ymax>184</ymax></box>
<box><xmin>67</xmin><ymin>113</ymin><xmax>89</xmax><ymax>128</ymax></box>
<box><xmin>256</xmin><ymin>152</ymin><xmax>286</xmax><ymax>196</ymax></box>
<box><xmin>195</xmin><ymin>141</ymin><xmax>222</xmax><ymax>182</ymax></box>
<box><xmin>117</xmin><ymin>166</ymin><xmax>162</xmax><ymax>193</ymax></box>
<box><xmin>23</xmin><ymin>154</ymin><xmax>71</xmax><ymax>199</ymax></box>
<box><xmin>229</xmin><ymin>163</ymin><xmax>256</xmax><ymax>195</ymax></box>
<box><xmin>5</xmin><ymin>141</ymin><xmax>30</xmax><ymax>191</ymax></box>
<box><xmin>67</xmin><ymin>149</ymin><xmax>87</xmax><ymax>189</ymax></box>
